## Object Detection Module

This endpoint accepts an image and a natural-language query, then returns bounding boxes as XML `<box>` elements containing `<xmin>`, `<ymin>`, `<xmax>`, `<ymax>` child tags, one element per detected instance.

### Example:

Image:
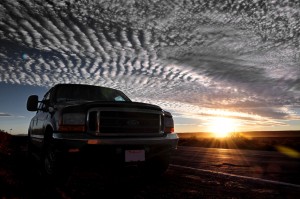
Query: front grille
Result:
<box><xmin>87</xmin><ymin>109</ymin><xmax>162</xmax><ymax>134</ymax></box>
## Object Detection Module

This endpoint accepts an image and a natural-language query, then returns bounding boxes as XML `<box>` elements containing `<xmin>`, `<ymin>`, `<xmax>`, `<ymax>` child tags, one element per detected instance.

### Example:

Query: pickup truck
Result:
<box><xmin>27</xmin><ymin>84</ymin><xmax>178</xmax><ymax>180</ymax></box>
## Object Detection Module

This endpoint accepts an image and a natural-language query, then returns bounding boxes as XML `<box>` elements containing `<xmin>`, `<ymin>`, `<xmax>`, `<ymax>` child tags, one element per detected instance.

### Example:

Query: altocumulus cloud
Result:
<box><xmin>0</xmin><ymin>0</ymin><xmax>300</xmax><ymax>128</ymax></box>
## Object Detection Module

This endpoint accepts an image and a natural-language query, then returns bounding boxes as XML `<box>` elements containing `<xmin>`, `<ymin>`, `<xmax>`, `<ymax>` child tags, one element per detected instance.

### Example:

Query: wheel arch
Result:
<box><xmin>43</xmin><ymin>125</ymin><xmax>54</xmax><ymax>146</ymax></box>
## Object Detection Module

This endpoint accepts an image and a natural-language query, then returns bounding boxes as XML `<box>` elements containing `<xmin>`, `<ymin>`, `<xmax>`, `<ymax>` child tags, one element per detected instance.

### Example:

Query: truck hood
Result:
<box><xmin>56</xmin><ymin>101</ymin><xmax>162</xmax><ymax>112</ymax></box>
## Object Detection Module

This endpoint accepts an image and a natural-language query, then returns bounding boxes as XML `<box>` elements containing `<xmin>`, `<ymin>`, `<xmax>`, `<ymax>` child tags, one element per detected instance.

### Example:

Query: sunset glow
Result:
<box><xmin>208</xmin><ymin>117</ymin><xmax>238</xmax><ymax>138</ymax></box>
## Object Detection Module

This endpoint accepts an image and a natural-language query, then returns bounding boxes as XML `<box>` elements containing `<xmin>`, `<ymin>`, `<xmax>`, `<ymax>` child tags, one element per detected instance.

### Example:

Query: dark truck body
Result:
<box><xmin>27</xmin><ymin>84</ymin><xmax>178</xmax><ymax>180</ymax></box>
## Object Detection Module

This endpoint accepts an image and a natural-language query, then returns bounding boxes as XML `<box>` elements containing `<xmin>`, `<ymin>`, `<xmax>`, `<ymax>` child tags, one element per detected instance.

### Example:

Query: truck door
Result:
<box><xmin>35</xmin><ymin>92</ymin><xmax>51</xmax><ymax>145</ymax></box>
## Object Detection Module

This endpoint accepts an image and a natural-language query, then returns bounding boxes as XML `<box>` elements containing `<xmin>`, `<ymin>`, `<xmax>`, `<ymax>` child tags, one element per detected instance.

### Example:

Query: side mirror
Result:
<box><xmin>27</xmin><ymin>95</ymin><xmax>39</xmax><ymax>111</ymax></box>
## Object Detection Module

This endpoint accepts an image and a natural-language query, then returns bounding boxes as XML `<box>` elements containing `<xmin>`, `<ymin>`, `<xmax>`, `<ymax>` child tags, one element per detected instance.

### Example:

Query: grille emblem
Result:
<box><xmin>127</xmin><ymin>119</ymin><xmax>140</xmax><ymax>126</ymax></box>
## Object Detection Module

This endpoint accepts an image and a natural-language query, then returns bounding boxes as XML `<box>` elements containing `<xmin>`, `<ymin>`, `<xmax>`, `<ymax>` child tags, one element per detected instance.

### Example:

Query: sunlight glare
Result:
<box><xmin>208</xmin><ymin>117</ymin><xmax>238</xmax><ymax>138</ymax></box>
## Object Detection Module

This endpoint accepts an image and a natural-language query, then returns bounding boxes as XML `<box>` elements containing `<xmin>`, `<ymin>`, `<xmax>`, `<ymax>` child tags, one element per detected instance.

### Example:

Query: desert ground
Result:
<box><xmin>1</xmin><ymin>131</ymin><xmax>300</xmax><ymax>198</ymax></box>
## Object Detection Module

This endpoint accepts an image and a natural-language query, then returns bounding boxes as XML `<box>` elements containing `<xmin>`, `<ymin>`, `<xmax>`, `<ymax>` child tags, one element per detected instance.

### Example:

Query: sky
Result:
<box><xmin>0</xmin><ymin>0</ymin><xmax>300</xmax><ymax>135</ymax></box>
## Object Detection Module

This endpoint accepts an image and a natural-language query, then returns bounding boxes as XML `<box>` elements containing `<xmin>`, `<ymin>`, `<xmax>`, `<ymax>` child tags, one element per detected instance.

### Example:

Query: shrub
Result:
<box><xmin>0</xmin><ymin>129</ymin><xmax>12</xmax><ymax>155</ymax></box>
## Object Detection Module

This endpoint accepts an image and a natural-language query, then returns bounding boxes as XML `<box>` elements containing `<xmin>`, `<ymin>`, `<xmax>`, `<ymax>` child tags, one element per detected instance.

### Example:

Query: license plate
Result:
<box><xmin>125</xmin><ymin>150</ymin><xmax>145</xmax><ymax>162</ymax></box>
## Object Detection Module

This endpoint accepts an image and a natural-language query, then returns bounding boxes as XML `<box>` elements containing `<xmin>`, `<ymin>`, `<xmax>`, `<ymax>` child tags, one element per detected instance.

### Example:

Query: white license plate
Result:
<box><xmin>125</xmin><ymin>150</ymin><xmax>145</xmax><ymax>162</ymax></box>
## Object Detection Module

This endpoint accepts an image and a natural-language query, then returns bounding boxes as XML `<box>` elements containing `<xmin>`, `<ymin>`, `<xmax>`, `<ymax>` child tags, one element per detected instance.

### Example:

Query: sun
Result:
<box><xmin>208</xmin><ymin>117</ymin><xmax>237</xmax><ymax>138</ymax></box>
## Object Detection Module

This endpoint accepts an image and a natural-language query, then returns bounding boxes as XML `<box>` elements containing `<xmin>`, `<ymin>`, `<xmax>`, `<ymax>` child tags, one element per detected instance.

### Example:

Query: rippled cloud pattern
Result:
<box><xmin>0</xmin><ymin>0</ymin><xmax>300</xmax><ymax>129</ymax></box>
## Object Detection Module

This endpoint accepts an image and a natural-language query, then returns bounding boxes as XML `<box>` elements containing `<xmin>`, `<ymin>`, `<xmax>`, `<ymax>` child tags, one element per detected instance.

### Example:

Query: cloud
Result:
<box><xmin>0</xmin><ymin>112</ymin><xmax>26</xmax><ymax>118</ymax></box>
<box><xmin>0</xmin><ymin>0</ymin><xmax>299</xmax><ymax>128</ymax></box>
<box><xmin>176</xmin><ymin>123</ymin><xmax>198</xmax><ymax>126</ymax></box>
<box><xmin>0</xmin><ymin>112</ymin><xmax>12</xmax><ymax>117</ymax></box>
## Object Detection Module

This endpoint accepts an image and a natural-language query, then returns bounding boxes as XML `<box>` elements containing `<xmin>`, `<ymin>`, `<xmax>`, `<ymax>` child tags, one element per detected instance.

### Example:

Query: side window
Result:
<box><xmin>37</xmin><ymin>101</ymin><xmax>43</xmax><ymax>112</ymax></box>
<box><xmin>39</xmin><ymin>92</ymin><xmax>51</xmax><ymax>112</ymax></box>
<box><xmin>44</xmin><ymin>92</ymin><xmax>50</xmax><ymax>101</ymax></box>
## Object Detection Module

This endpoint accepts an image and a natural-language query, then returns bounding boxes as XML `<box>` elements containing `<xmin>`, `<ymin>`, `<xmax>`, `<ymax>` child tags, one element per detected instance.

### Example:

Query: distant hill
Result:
<box><xmin>240</xmin><ymin>131</ymin><xmax>300</xmax><ymax>137</ymax></box>
<box><xmin>178</xmin><ymin>131</ymin><xmax>300</xmax><ymax>138</ymax></box>
<box><xmin>177</xmin><ymin>131</ymin><xmax>300</xmax><ymax>151</ymax></box>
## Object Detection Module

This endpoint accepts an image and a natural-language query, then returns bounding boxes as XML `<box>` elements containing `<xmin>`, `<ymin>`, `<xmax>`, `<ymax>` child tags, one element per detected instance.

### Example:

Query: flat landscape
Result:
<box><xmin>1</xmin><ymin>132</ymin><xmax>300</xmax><ymax>199</ymax></box>
<box><xmin>178</xmin><ymin>131</ymin><xmax>300</xmax><ymax>151</ymax></box>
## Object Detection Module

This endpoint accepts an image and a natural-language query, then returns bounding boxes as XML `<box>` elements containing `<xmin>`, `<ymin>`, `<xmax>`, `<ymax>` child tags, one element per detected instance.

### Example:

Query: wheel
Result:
<box><xmin>144</xmin><ymin>154</ymin><xmax>170</xmax><ymax>177</ymax></box>
<box><xmin>41</xmin><ymin>138</ymin><xmax>71</xmax><ymax>184</ymax></box>
<box><xmin>153</xmin><ymin>156</ymin><xmax>170</xmax><ymax>175</ymax></box>
<box><xmin>27</xmin><ymin>132</ymin><xmax>37</xmax><ymax>163</ymax></box>
<box><xmin>27</xmin><ymin>134</ymin><xmax>36</xmax><ymax>171</ymax></box>
<box><xmin>44</xmin><ymin>142</ymin><xmax>58</xmax><ymax>177</ymax></box>
<box><xmin>27</xmin><ymin>134</ymin><xmax>33</xmax><ymax>158</ymax></box>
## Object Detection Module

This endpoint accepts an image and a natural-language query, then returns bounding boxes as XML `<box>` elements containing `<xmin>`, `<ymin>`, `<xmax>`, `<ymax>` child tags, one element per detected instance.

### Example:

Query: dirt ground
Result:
<box><xmin>1</xmin><ymin>136</ymin><xmax>299</xmax><ymax>199</ymax></box>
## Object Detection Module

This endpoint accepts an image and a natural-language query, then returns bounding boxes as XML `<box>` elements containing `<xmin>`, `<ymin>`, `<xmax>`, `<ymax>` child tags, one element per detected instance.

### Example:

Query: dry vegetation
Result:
<box><xmin>0</xmin><ymin>129</ymin><xmax>12</xmax><ymax>155</ymax></box>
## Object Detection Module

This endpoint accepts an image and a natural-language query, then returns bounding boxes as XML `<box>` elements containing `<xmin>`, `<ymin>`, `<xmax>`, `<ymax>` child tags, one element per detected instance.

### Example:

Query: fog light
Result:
<box><xmin>68</xmin><ymin>148</ymin><xmax>80</xmax><ymax>153</ymax></box>
<box><xmin>88</xmin><ymin>140</ymin><xmax>98</xmax><ymax>144</ymax></box>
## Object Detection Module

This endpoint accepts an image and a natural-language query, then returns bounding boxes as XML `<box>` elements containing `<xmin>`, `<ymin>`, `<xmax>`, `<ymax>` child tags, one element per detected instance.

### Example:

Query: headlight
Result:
<box><xmin>164</xmin><ymin>111</ymin><xmax>174</xmax><ymax>134</ymax></box>
<box><xmin>164</xmin><ymin>117</ymin><xmax>174</xmax><ymax>127</ymax></box>
<box><xmin>62</xmin><ymin>113</ymin><xmax>86</xmax><ymax>125</ymax></box>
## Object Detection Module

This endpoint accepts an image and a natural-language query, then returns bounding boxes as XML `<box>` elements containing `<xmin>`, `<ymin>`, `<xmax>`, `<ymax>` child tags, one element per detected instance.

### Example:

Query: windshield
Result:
<box><xmin>55</xmin><ymin>85</ymin><xmax>130</xmax><ymax>102</ymax></box>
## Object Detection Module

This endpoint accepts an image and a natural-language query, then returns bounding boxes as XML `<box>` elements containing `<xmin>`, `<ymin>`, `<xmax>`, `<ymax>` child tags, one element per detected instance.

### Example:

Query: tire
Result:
<box><xmin>43</xmin><ymin>142</ymin><xmax>58</xmax><ymax>177</ymax></box>
<box><xmin>41</xmin><ymin>137</ymin><xmax>70</xmax><ymax>184</ymax></box>
<box><xmin>27</xmin><ymin>132</ymin><xmax>37</xmax><ymax>164</ymax></box>
<box><xmin>27</xmin><ymin>134</ymin><xmax>35</xmax><ymax>171</ymax></box>
<box><xmin>144</xmin><ymin>154</ymin><xmax>170</xmax><ymax>177</ymax></box>
<box><xmin>27</xmin><ymin>134</ymin><xmax>34</xmax><ymax>159</ymax></box>
<box><xmin>154</xmin><ymin>156</ymin><xmax>170</xmax><ymax>175</ymax></box>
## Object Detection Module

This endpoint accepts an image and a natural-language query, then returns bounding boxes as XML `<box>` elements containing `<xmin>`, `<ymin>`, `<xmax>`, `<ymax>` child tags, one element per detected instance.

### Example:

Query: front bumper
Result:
<box><xmin>51</xmin><ymin>132</ymin><xmax>178</xmax><ymax>160</ymax></box>
<box><xmin>53</xmin><ymin>132</ymin><xmax>178</xmax><ymax>148</ymax></box>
